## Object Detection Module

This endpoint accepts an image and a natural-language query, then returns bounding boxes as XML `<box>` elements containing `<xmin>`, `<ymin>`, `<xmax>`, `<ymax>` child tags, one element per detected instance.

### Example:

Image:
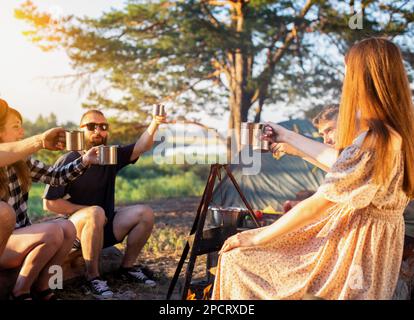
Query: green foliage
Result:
<box><xmin>115</xmin><ymin>171</ymin><xmax>205</xmax><ymax>204</ymax></box>
<box><xmin>106</xmin><ymin>117</ymin><xmax>148</xmax><ymax>146</ymax></box>
<box><xmin>31</xmin><ymin>149</ymin><xmax>65</xmax><ymax>165</ymax></box>
<box><xmin>22</xmin><ymin>113</ymin><xmax>77</xmax><ymax>164</ymax></box>
<box><xmin>23</xmin><ymin>113</ymin><xmax>77</xmax><ymax>137</ymax></box>
<box><xmin>118</xmin><ymin>155</ymin><xmax>209</xmax><ymax>181</ymax></box>
<box><xmin>27</xmin><ymin>182</ymin><xmax>46</xmax><ymax>220</ymax></box>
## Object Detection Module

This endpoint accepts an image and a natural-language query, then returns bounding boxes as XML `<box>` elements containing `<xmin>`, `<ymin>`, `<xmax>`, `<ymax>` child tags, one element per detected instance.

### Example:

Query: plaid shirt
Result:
<box><xmin>3</xmin><ymin>156</ymin><xmax>87</xmax><ymax>229</ymax></box>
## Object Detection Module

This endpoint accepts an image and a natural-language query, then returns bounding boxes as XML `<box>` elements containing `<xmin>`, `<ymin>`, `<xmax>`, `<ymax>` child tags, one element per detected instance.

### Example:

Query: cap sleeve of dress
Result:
<box><xmin>318</xmin><ymin>144</ymin><xmax>379</xmax><ymax>210</ymax></box>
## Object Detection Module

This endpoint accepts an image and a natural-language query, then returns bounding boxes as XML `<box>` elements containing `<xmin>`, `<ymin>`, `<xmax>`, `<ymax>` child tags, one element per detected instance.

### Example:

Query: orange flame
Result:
<box><xmin>186</xmin><ymin>283</ymin><xmax>213</xmax><ymax>300</ymax></box>
<box><xmin>202</xmin><ymin>284</ymin><xmax>213</xmax><ymax>300</ymax></box>
<box><xmin>186</xmin><ymin>289</ymin><xmax>196</xmax><ymax>300</ymax></box>
<box><xmin>208</xmin><ymin>267</ymin><xmax>217</xmax><ymax>276</ymax></box>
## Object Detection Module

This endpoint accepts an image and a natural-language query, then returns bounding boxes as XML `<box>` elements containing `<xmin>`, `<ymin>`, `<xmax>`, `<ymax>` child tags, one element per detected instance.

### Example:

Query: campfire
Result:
<box><xmin>186</xmin><ymin>282</ymin><xmax>213</xmax><ymax>300</ymax></box>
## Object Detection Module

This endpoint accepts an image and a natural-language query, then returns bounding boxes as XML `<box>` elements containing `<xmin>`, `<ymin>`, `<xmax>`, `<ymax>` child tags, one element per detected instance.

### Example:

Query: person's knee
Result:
<box><xmin>139</xmin><ymin>205</ymin><xmax>154</xmax><ymax>230</ymax></box>
<box><xmin>41</xmin><ymin>224</ymin><xmax>65</xmax><ymax>248</ymax></box>
<box><xmin>59</xmin><ymin>220</ymin><xmax>77</xmax><ymax>243</ymax></box>
<box><xmin>0</xmin><ymin>202</ymin><xmax>16</xmax><ymax>232</ymax></box>
<box><xmin>86</xmin><ymin>206</ymin><xmax>106</xmax><ymax>227</ymax></box>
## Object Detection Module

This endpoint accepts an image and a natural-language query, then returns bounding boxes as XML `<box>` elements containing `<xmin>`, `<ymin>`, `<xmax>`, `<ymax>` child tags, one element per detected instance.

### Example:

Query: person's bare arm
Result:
<box><xmin>43</xmin><ymin>198</ymin><xmax>87</xmax><ymax>216</ymax></box>
<box><xmin>271</xmin><ymin>142</ymin><xmax>331</xmax><ymax>172</ymax></box>
<box><xmin>301</xmin><ymin>155</ymin><xmax>330</xmax><ymax>172</ymax></box>
<box><xmin>220</xmin><ymin>191</ymin><xmax>334</xmax><ymax>253</ymax></box>
<box><xmin>0</xmin><ymin>136</ymin><xmax>43</xmax><ymax>166</ymax></box>
<box><xmin>0</xmin><ymin>127</ymin><xmax>65</xmax><ymax>166</ymax></box>
<box><xmin>252</xmin><ymin>191</ymin><xmax>333</xmax><ymax>245</ymax></box>
<box><xmin>283</xmin><ymin>131</ymin><xmax>338</xmax><ymax>170</ymax></box>
<box><xmin>130</xmin><ymin>115</ymin><xmax>166</xmax><ymax>161</ymax></box>
<box><xmin>264</xmin><ymin>123</ymin><xmax>338</xmax><ymax>171</ymax></box>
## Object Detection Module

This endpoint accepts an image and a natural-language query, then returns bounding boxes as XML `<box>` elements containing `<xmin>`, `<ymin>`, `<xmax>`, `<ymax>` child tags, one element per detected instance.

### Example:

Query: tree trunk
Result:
<box><xmin>253</xmin><ymin>102</ymin><xmax>263</xmax><ymax>123</ymax></box>
<box><xmin>228</xmin><ymin>0</ymin><xmax>249</xmax><ymax>153</ymax></box>
<box><xmin>227</xmin><ymin>106</ymin><xmax>234</xmax><ymax>163</ymax></box>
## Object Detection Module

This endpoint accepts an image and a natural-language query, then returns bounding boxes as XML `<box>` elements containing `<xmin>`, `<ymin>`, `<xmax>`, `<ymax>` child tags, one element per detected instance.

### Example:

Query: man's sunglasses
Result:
<box><xmin>81</xmin><ymin>122</ymin><xmax>110</xmax><ymax>131</ymax></box>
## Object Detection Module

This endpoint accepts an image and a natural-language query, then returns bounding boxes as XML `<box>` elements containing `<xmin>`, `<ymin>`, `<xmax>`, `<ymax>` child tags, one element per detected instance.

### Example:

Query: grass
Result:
<box><xmin>141</xmin><ymin>226</ymin><xmax>188</xmax><ymax>256</ymax></box>
<box><xmin>27</xmin><ymin>181</ymin><xmax>47</xmax><ymax>221</ymax></box>
<box><xmin>115</xmin><ymin>172</ymin><xmax>205</xmax><ymax>204</ymax></box>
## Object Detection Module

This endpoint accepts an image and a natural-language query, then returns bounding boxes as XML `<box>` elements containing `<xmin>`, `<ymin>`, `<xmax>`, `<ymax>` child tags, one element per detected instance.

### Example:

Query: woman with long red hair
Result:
<box><xmin>213</xmin><ymin>37</ymin><xmax>414</xmax><ymax>300</ymax></box>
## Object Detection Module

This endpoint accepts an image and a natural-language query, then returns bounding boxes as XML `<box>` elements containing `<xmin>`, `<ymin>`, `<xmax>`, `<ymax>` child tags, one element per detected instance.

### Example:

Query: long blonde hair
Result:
<box><xmin>336</xmin><ymin>37</ymin><xmax>414</xmax><ymax>197</ymax></box>
<box><xmin>0</xmin><ymin>104</ymin><xmax>31</xmax><ymax>200</ymax></box>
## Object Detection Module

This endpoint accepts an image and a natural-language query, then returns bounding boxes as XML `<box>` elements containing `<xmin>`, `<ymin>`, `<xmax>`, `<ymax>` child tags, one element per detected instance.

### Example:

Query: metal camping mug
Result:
<box><xmin>252</xmin><ymin>124</ymin><xmax>270</xmax><ymax>152</ymax></box>
<box><xmin>65</xmin><ymin>130</ymin><xmax>85</xmax><ymax>151</ymax></box>
<box><xmin>98</xmin><ymin>145</ymin><xmax>118</xmax><ymax>165</ymax></box>
<box><xmin>152</xmin><ymin>104</ymin><xmax>166</xmax><ymax>117</ymax></box>
<box><xmin>241</xmin><ymin>122</ymin><xmax>273</xmax><ymax>152</ymax></box>
<box><xmin>241</xmin><ymin>122</ymin><xmax>255</xmax><ymax>146</ymax></box>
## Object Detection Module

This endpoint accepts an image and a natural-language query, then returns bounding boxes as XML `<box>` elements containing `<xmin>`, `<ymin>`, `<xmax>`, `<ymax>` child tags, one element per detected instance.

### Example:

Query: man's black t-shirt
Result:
<box><xmin>43</xmin><ymin>144</ymin><xmax>138</xmax><ymax>220</ymax></box>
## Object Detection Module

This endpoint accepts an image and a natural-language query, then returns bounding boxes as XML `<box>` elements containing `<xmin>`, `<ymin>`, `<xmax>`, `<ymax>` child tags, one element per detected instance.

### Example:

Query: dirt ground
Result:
<box><xmin>57</xmin><ymin>197</ymin><xmax>210</xmax><ymax>300</ymax></box>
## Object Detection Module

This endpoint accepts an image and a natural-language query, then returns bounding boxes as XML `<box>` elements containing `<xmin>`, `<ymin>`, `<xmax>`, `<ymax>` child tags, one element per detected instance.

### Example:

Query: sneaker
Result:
<box><xmin>117</xmin><ymin>266</ymin><xmax>157</xmax><ymax>287</ymax></box>
<box><xmin>86</xmin><ymin>277</ymin><xmax>114</xmax><ymax>299</ymax></box>
<box><xmin>136</xmin><ymin>264</ymin><xmax>157</xmax><ymax>280</ymax></box>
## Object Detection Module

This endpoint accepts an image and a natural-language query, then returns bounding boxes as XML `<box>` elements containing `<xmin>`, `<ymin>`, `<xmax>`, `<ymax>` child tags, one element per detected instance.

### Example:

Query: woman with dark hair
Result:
<box><xmin>213</xmin><ymin>37</ymin><xmax>414</xmax><ymax>300</ymax></box>
<box><xmin>0</xmin><ymin>102</ymin><xmax>99</xmax><ymax>300</ymax></box>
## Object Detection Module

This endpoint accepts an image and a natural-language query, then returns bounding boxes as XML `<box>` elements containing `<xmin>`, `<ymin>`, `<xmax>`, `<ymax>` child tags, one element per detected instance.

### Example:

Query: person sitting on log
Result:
<box><xmin>1</xmin><ymin>98</ymin><xmax>74</xmax><ymax>260</ymax></box>
<box><xmin>43</xmin><ymin>109</ymin><xmax>166</xmax><ymax>299</ymax></box>
<box><xmin>0</xmin><ymin>102</ymin><xmax>99</xmax><ymax>300</ymax></box>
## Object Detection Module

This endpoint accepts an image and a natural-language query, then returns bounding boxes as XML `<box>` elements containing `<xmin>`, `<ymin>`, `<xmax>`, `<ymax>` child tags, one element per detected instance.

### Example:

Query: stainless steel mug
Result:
<box><xmin>252</xmin><ymin>124</ymin><xmax>270</xmax><ymax>152</ymax></box>
<box><xmin>241</xmin><ymin>122</ymin><xmax>255</xmax><ymax>146</ymax></box>
<box><xmin>152</xmin><ymin>104</ymin><xmax>166</xmax><ymax>117</ymax></box>
<box><xmin>65</xmin><ymin>130</ymin><xmax>84</xmax><ymax>151</ymax></box>
<box><xmin>98</xmin><ymin>145</ymin><xmax>118</xmax><ymax>165</ymax></box>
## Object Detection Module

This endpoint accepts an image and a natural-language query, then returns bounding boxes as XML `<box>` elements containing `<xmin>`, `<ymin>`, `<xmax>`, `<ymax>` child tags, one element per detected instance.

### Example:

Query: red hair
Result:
<box><xmin>337</xmin><ymin>37</ymin><xmax>414</xmax><ymax>197</ymax></box>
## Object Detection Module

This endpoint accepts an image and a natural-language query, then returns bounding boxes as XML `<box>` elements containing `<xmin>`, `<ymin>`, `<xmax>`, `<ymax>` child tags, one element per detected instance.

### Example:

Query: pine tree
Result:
<box><xmin>16</xmin><ymin>0</ymin><xmax>414</xmax><ymax>152</ymax></box>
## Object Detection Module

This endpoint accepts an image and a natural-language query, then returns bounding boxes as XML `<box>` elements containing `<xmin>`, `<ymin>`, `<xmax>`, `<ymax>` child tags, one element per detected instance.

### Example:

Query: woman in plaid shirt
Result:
<box><xmin>0</xmin><ymin>105</ymin><xmax>99</xmax><ymax>300</ymax></box>
<box><xmin>1</xmin><ymin>99</ymin><xmax>71</xmax><ymax>263</ymax></box>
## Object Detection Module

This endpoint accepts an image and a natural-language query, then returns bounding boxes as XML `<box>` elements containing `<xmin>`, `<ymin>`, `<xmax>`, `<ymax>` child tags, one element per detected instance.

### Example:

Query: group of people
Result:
<box><xmin>0</xmin><ymin>99</ymin><xmax>166</xmax><ymax>299</ymax></box>
<box><xmin>1</xmin><ymin>36</ymin><xmax>414</xmax><ymax>300</ymax></box>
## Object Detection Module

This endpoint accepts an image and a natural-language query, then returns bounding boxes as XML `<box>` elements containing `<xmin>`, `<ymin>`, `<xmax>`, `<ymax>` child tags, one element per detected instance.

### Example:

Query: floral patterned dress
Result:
<box><xmin>212</xmin><ymin>132</ymin><xmax>409</xmax><ymax>300</ymax></box>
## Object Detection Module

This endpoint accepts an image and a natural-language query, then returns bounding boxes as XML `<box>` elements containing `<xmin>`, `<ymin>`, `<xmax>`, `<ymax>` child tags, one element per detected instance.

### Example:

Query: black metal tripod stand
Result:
<box><xmin>166</xmin><ymin>163</ymin><xmax>259</xmax><ymax>300</ymax></box>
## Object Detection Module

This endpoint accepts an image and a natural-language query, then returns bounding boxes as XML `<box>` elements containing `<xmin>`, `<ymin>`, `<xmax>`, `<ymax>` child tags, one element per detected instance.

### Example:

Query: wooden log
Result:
<box><xmin>62</xmin><ymin>246</ymin><xmax>124</xmax><ymax>281</ymax></box>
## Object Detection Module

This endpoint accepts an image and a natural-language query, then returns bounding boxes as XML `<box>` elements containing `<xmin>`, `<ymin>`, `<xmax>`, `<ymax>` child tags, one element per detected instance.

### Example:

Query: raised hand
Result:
<box><xmin>40</xmin><ymin>127</ymin><xmax>66</xmax><ymax>151</ymax></box>
<box><xmin>152</xmin><ymin>114</ymin><xmax>168</xmax><ymax>125</ymax></box>
<box><xmin>261</xmin><ymin>122</ymin><xmax>290</xmax><ymax>144</ymax></box>
<box><xmin>270</xmin><ymin>142</ymin><xmax>305</xmax><ymax>158</ymax></box>
<box><xmin>81</xmin><ymin>146</ymin><xmax>100</xmax><ymax>166</ymax></box>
